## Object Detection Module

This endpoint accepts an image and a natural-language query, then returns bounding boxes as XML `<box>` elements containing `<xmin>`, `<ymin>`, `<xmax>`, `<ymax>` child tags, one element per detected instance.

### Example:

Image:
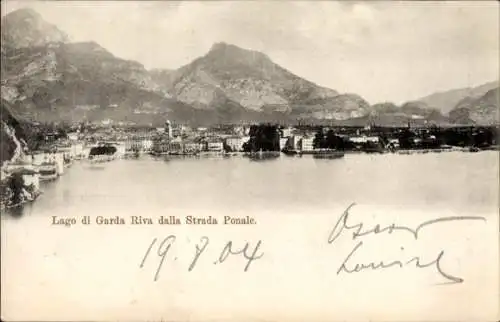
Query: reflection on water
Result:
<box><xmin>245</xmin><ymin>154</ymin><xmax>281</xmax><ymax>162</ymax></box>
<box><xmin>2</xmin><ymin>152</ymin><xmax>498</xmax><ymax>219</ymax></box>
<box><xmin>5</xmin><ymin>205</ymin><xmax>25</xmax><ymax>219</ymax></box>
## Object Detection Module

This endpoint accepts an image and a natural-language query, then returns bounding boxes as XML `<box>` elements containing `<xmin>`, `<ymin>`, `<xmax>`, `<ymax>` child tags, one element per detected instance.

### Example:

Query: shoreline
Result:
<box><xmin>147</xmin><ymin>146</ymin><xmax>499</xmax><ymax>157</ymax></box>
<box><xmin>1</xmin><ymin>147</ymin><xmax>497</xmax><ymax>211</ymax></box>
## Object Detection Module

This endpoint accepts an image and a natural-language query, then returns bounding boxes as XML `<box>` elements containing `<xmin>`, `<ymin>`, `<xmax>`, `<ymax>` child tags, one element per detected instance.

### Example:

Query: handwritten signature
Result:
<box><xmin>139</xmin><ymin>236</ymin><xmax>264</xmax><ymax>281</ymax></box>
<box><xmin>328</xmin><ymin>203</ymin><xmax>487</xmax><ymax>284</ymax></box>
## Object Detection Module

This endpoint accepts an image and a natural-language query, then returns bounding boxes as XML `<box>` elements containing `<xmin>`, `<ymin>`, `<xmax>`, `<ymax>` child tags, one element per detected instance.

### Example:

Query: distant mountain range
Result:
<box><xmin>1</xmin><ymin>8</ymin><xmax>498</xmax><ymax>126</ymax></box>
<box><xmin>416</xmin><ymin>81</ymin><xmax>498</xmax><ymax>115</ymax></box>
<box><xmin>449</xmin><ymin>87</ymin><xmax>499</xmax><ymax>125</ymax></box>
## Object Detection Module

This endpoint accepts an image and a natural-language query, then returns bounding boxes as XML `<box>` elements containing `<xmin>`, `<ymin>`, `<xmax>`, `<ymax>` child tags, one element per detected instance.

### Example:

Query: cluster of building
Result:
<box><xmin>0</xmin><ymin>135</ymin><xmax>87</xmax><ymax>208</ymax></box>
<box><xmin>76</xmin><ymin>122</ymin><xmax>430</xmax><ymax>155</ymax></box>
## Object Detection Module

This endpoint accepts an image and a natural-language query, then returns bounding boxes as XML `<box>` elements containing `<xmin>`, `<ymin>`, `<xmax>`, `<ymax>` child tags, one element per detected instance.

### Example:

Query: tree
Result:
<box><xmin>244</xmin><ymin>124</ymin><xmax>280</xmax><ymax>152</ymax></box>
<box><xmin>324</xmin><ymin>130</ymin><xmax>344</xmax><ymax>150</ymax></box>
<box><xmin>313</xmin><ymin>127</ymin><xmax>325</xmax><ymax>149</ymax></box>
<box><xmin>9</xmin><ymin>173</ymin><xmax>25</xmax><ymax>206</ymax></box>
<box><xmin>398</xmin><ymin>129</ymin><xmax>415</xmax><ymax>149</ymax></box>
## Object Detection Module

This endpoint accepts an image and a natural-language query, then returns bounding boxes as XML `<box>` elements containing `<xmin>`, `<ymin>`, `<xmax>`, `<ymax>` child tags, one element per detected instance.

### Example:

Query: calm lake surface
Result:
<box><xmin>3</xmin><ymin>151</ymin><xmax>499</xmax><ymax>218</ymax></box>
<box><xmin>2</xmin><ymin>152</ymin><xmax>499</xmax><ymax>321</ymax></box>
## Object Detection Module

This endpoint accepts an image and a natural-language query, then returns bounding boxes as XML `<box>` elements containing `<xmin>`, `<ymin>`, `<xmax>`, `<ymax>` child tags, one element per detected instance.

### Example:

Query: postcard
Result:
<box><xmin>1</xmin><ymin>1</ymin><xmax>499</xmax><ymax>321</ymax></box>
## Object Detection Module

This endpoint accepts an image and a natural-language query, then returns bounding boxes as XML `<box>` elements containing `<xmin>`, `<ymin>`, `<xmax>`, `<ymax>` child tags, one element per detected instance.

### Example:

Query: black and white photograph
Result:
<box><xmin>1</xmin><ymin>1</ymin><xmax>498</xmax><ymax>321</ymax></box>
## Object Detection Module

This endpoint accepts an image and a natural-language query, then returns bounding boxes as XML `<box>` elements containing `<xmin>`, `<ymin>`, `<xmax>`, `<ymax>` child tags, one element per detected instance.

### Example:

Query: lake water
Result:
<box><xmin>4</xmin><ymin>151</ymin><xmax>498</xmax><ymax>217</ymax></box>
<box><xmin>1</xmin><ymin>152</ymin><xmax>499</xmax><ymax>321</ymax></box>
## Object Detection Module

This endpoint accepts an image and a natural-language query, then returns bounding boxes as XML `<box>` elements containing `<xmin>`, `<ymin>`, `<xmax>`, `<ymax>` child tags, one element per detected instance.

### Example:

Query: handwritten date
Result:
<box><xmin>139</xmin><ymin>236</ymin><xmax>264</xmax><ymax>281</ymax></box>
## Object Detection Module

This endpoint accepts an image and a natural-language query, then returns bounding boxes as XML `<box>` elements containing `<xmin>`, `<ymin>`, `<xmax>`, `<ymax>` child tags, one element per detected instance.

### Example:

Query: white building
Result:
<box><xmin>281</xmin><ymin>127</ymin><xmax>293</xmax><ymax>138</ymax></box>
<box><xmin>71</xmin><ymin>143</ymin><xmax>84</xmax><ymax>158</ymax></box>
<box><xmin>32</xmin><ymin>153</ymin><xmax>46</xmax><ymax>166</ymax></box>
<box><xmin>225</xmin><ymin>136</ymin><xmax>250</xmax><ymax>152</ymax></box>
<box><xmin>299</xmin><ymin>137</ymin><xmax>314</xmax><ymax>152</ymax></box>
<box><xmin>67</xmin><ymin>132</ymin><xmax>79</xmax><ymax>141</ymax></box>
<box><xmin>183</xmin><ymin>142</ymin><xmax>203</xmax><ymax>152</ymax></box>
<box><xmin>125</xmin><ymin>139</ymin><xmax>153</xmax><ymax>151</ymax></box>
<box><xmin>20</xmin><ymin>168</ymin><xmax>40</xmax><ymax>192</ymax></box>
<box><xmin>349</xmin><ymin>136</ymin><xmax>380</xmax><ymax>144</ymax></box>
<box><xmin>142</xmin><ymin>139</ymin><xmax>153</xmax><ymax>151</ymax></box>
<box><xmin>279</xmin><ymin>138</ymin><xmax>288</xmax><ymax>151</ymax></box>
<box><xmin>287</xmin><ymin>135</ymin><xmax>303</xmax><ymax>151</ymax></box>
<box><xmin>207</xmin><ymin>142</ymin><xmax>224</xmax><ymax>152</ymax></box>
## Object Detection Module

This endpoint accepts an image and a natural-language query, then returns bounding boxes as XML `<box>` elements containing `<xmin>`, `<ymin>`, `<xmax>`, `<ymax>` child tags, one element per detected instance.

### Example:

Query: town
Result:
<box><xmin>1</xmin><ymin>119</ymin><xmax>499</xmax><ymax>210</ymax></box>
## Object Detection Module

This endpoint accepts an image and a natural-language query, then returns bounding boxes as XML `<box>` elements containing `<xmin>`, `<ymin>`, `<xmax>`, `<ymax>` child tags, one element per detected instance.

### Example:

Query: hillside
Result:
<box><xmin>1</xmin><ymin>8</ymin><xmax>372</xmax><ymax>125</ymax></box>
<box><xmin>1</xmin><ymin>8</ymin><xmax>69</xmax><ymax>50</ymax></box>
<box><xmin>156</xmin><ymin>42</ymin><xmax>374</xmax><ymax>118</ymax></box>
<box><xmin>2</xmin><ymin>8</ymin><xmax>496</xmax><ymax>126</ymax></box>
<box><xmin>416</xmin><ymin>81</ymin><xmax>498</xmax><ymax>115</ymax></box>
<box><xmin>1</xmin><ymin>99</ymin><xmax>27</xmax><ymax>163</ymax></box>
<box><xmin>449</xmin><ymin>87</ymin><xmax>499</xmax><ymax>125</ymax></box>
<box><xmin>1</xmin><ymin>41</ymin><xmax>194</xmax><ymax>123</ymax></box>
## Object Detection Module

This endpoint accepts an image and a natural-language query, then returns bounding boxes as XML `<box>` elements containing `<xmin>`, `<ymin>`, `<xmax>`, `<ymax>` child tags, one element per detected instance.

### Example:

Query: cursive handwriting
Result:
<box><xmin>328</xmin><ymin>203</ymin><xmax>487</xmax><ymax>243</ymax></box>
<box><xmin>140</xmin><ymin>235</ymin><xmax>264</xmax><ymax>281</ymax></box>
<box><xmin>337</xmin><ymin>241</ymin><xmax>463</xmax><ymax>284</ymax></box>
<box><xmin>328</xmin><ymin>203</ymin><xmax>487</xmax><ymax>284</ymax></box>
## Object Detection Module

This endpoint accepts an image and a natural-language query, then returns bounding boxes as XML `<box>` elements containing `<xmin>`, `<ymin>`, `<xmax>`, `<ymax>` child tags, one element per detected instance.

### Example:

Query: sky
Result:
<box><xmin>2</xmin><ymin>0</ymin><xmax>499</xmax><ymax>104</ymax></box>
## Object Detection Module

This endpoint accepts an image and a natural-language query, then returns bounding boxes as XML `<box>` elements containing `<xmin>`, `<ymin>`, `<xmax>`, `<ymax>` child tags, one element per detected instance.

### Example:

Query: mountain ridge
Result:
<box><xmin>1</xmin><ymin>8</ymin><xmax>69</xmax><ymax>50</ymax></box>
<box><xmin>415</xmin><ymin>80</ymin><xmax>498</xmax><ymax>115</ymax></box>
<box><xmin>1</xmin><ymin>8</ymin><xmax>498</xmax><ymax>126</ymax></box>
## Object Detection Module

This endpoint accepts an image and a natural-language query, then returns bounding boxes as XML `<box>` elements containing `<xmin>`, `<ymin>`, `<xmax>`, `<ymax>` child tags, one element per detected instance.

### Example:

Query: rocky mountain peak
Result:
<box><xmin>3</xmin><ymin>8</ymin><xmax>40</xmax><ymax>21</ymax></box>
<box><xmin>205</xmin><ymin>42</ymin><xmax>272</xmax><ymax>68</ymax></box>
<box><xmin>1</xmin><ymin>8</ymin><xmax>69</xmax><ymax>49</ymax></box>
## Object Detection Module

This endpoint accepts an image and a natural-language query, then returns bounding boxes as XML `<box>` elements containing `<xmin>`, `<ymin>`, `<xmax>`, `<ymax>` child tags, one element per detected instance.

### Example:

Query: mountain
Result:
<box><xmin>0</xmin><ymin>40</ymin><xmax>193</xmax><ymax>124</ymax></box>
<box><xmin>157</xmin><ymin>42</ymin><xmax>373</xmax><ymax>118</ymax></box>
<box><xmin>0</xmin><ymin>8</ymin><xmax>215</xmax><ymax>125</ymax></box>
<box><xmin>1</xmin><ymin>8</ymin><xmax>69</xmax><ymax>50</ymax></box>
<box><xmin>1</xmin><ymin>8</ymin><xmax>371</xmax><ymax>125</ymax></box>
<box><xmin>449</xmin><ymin>87</ymin><xmax>499</xmax><ymax>125</ymax></box>
<box><xmin>1</xmin><ymin>98</ymin><xmax>28</xmax><ymax>163</ymax></box>
<box><xmin>149</xmin><ymin>68</ymin><xmax>178</xmax><ymax>91</ymax></box>
<box><xmin>4</xmin><ymin>8</ymin><xmax>494</xmax><ymax>126</ymax></box>
<box><xmin>416</xmin><ymin>81</ymin><xmax>498</xmax><ymax>115</ymax></box>
<box><xmin>362</xmin><ymin>100</ymin><xmax>449</xmax><ymax>127</ymax></box>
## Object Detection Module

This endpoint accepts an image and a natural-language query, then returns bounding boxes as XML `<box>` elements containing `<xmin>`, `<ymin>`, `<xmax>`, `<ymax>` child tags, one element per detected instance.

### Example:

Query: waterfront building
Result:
<box><xmin>71</xmin><ymin>142</ymin><xmax>84</xmax><ymax>158</ymax></box>
<box><xmin>299</xmin><ymin>137</ymin><xmax>314</xmax><ymax>152</ymax></box>
<box><xmin>32</xmin><ymin>153</ymin><xmax>46</xmax><ymax>166</ymax></box>
<box><xmin>142</xmin><ymin>139</ymin><xmax>153</xmax><ymax>151</ymax></box>
<box><xmin>281</xmin><ymin>127</ymin><xmax>293</xmax><ymax>138</ymax></box>
<box><xmin>183</xmin><ymin>142</ymin><xmax>203</xmax><ymax>153</ymax></box>
<box><xmin>207</xmin><ymin>141</ymin><xmax>224</xmax><ymax>152</ymax></box>
<box><xmin>17</xmin><ymin>168</ymin><xmax>40</xmax><ymax>193</ymax></box>
<box><xmin>286</xmin><ymin>135</ymin><xmax>303</xmax><ymax>151</ymax></box>
<box><xmin>125</xmin><ymin>129</ymin><xmax>156</xmax><ymax>152</ymax></box>
<box><xmin>125</xmin><ymin>140</ymin><xmax>143</xmax><ymax>152</ymax></box>
<box><xmin>169</xmin><ymin>137</ymin><xmax>183</xmax><ymax>153</ymax></box>
<box><xmin>279</xmin><ymin>138</ymin><xmax>288</xmax><ymax>151</ymax></box>
<box><xmin>225</xmin><ymin>136</ymin><xmax>250</xmax><ymax>152</ymax></box>
<box><xmin>349</xmin><ymin>136</ymin><xmax>380</xmax><ymax>144</ymax></box>
<box><xmin>152</xmin><ymin>139</ymin><xmax>170</xmax><ymax>153</ymax></box>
